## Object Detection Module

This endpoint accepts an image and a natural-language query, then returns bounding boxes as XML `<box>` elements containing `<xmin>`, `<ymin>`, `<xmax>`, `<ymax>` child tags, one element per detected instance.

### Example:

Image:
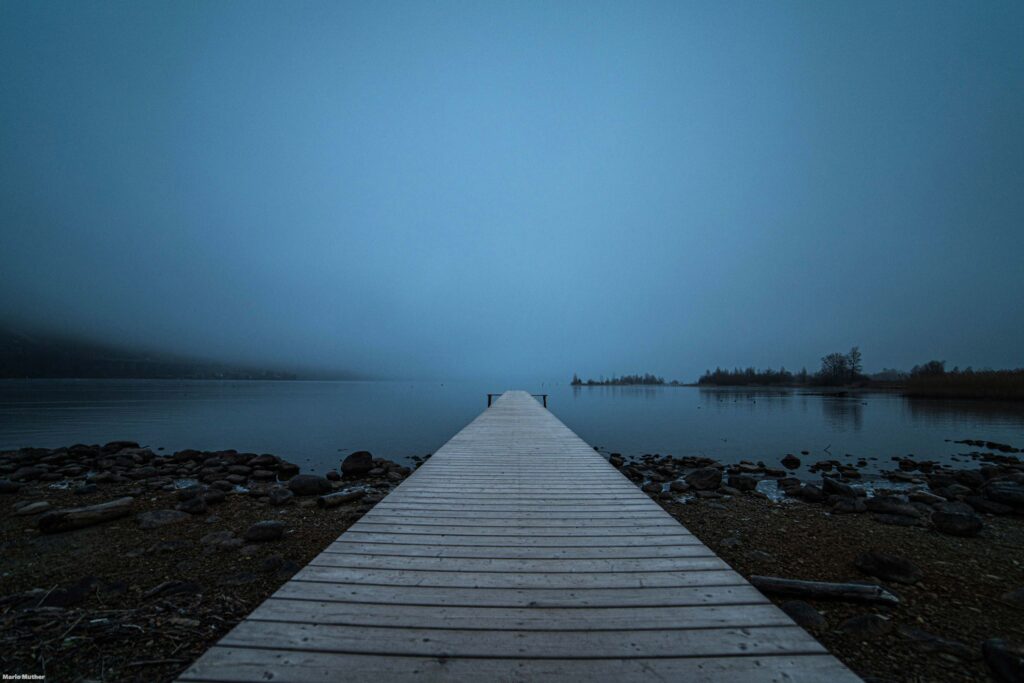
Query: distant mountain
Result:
<box><xmin>0</xmin><ymin>327</ymin><xmax>341</xmax><ymax>380</ymax></box>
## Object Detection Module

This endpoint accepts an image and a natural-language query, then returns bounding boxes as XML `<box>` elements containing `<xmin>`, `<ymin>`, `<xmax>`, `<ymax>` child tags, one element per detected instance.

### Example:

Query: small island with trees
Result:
<box><xmin>573</xmin><ymin>346</ymin><xmax>1024</xmax><ymax>400</ymax></box>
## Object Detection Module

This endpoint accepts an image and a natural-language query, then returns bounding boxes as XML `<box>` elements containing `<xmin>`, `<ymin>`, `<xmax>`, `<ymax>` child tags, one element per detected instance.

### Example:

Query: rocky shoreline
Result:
<box><xmin>611</xmin><ymin>444</ymin><xmax>1024</xmax><ymax>682</ymax></box>
<box><xmin>0</xmin><ymin>442</ymin><xmax>417</xmax><ymax>682</ymax></box>
<box><xmin>2</xmin><ymin>440</ymin><xmax>1023</xmax><ymax>682</ymax></box>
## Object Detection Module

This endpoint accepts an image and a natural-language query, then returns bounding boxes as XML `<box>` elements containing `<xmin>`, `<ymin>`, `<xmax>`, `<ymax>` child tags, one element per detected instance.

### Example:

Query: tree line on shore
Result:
<box><xmin>574</xmin><ymin>347</ymin><xmax>1024</xmax><ymax>400</ymax></box>
<box><xmin>698</xmin><ymin>347</ymin><xmax>864</xmax><ymax>387</ymax></box>
<box><xmin>571</xmin><ymin>373</ymin><xmax>677</xmax><ymax>386</ymax></box>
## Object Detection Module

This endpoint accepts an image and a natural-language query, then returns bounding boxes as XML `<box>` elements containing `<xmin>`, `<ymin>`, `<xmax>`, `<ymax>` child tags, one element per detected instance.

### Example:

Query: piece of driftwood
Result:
<box><xmin>37</xmin><ymin>497</ymin><xmax>135</xmax><ymax>534</ymax></box>
<box><xmin>750</xmin><ymin>575</ymin><xmax>900</xmax><ymax>605</ymax></box>
<box><xmin>317</xmin><ymin>490</ymin><xmax>366</xmax><ymax>508</ymax></box>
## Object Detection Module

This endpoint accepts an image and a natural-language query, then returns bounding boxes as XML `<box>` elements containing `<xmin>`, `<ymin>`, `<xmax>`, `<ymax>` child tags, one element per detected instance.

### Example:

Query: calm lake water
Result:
<box><xmin>1</xmin><ymin>380</ymin><xmax>1022</xmax><ymax>478</ymax></box>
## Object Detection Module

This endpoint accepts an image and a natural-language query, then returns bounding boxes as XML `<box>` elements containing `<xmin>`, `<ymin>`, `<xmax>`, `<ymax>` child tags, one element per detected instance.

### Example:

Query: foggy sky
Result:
<box><xmin>2</xmin><ymin>1</ymin><xmax>1022</xmax><ymax>381</ymax></box>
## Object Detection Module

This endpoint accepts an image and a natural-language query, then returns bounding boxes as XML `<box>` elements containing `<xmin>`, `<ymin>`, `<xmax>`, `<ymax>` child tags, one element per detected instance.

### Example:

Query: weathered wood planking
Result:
<box><xmin>179</xmin><ymin>390</ymin><xmax>860</xmax><ymax>682</ymax></box>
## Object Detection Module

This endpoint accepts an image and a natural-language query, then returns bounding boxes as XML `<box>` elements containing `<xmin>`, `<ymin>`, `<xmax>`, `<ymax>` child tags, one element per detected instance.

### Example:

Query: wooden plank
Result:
<box><xmin>294</xmin><ymin>566</ymin><xmax>747</xmax><ymax>589</ymax></box>
<box><xmin>362</xmin><ymin>509</ymin><xmax>673</xmax><ymax>520</ymax></box>
<box><xmin>217</xmin><ymin>621</ymin><xmax>824</xmax><ymax>658</ymax></box>
<box><xmin>347</xmin><ymin>523</ymin><xmax>689</xmax><ymax>536</ymax></box>
<box><xmin>248</xmin><ymin>599</ymin><xmax>793</xmax><ymax>630</ymax></box>
<box><xmin>274</xmin><ymin>581</ymin><xmax>768</xmax><ymax>607</ymax></box>
<box><xmin>359</xmin><ymin>514</ymin><xmax>676</xmax><ymax>525</ymax></box>
<box><xmin>178</xmin><ymin>389</ymin><xmax>858</xmax><ymax>683</ymax></box>
<box><xmin>179</xmin><ymin>650</ymin><xmax>859</xmax><ymax>683</ymax></box>
<box><xmin>337</xmin><ymin>531</ymin><xmax>697</xmax><ymax>546</ymax></box>
<box><xmin>307</xmin><ymin>553</ymin><xmax>727</xmax><ymax>573</ymax></box>
<box><xmin>325</xmin><ymin>541</ymin><xmax>719</xmax><ymax>559</ymax></box>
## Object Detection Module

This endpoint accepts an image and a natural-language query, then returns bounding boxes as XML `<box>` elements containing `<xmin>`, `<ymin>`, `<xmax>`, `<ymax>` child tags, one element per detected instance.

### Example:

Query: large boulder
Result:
<box><xmin>287</xmin><ymin>474</ymin><xmax>332</xmax><ymax>496</ymax></box>
<box><xmin>854</xmin><ymin>551</ymin><xmax>922</xmax><ymax>584</ymax></box>
<box><xmin>822</xmin><ymin>476</ymin><xmax>856</xmax><ymax>497</ymax></box>
<box><xmin>932</xmin><ymin>502</ymin><xmax>983</xmax><ymax>537</ymax></box>
<box><xmin>796</xmin><ymin>484</ymin><xmax>825</xmax><ymax>503</ymax></box>
<box><xmin>685</xmin><ymin>467</ymin><xmax>722</xmax><ymax>491</ymax></box>
<box><xmin>985</xmin><ymin>481</ymin><xmax>1024</xmax><ymax>510</ymax></box>
<box><xmin>727</xmin><ymin>474</ymin><xmax>758</xmax><ymax>492</ymax></box>
<box><xmin>341</xmin><ymin>451</ymin><xmax>374</xmax><ymax>478</ymax></box>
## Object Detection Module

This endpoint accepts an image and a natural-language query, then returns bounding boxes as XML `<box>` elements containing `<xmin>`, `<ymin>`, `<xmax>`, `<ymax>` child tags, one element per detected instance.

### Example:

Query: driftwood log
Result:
<box><xmin>37</xmin><ymin>497</ymin><xmax>135</xmax><ymax>534</ymax></box>
<box><xmin>317</xmin><ymin>490</ymin><xmax>366</xmax><ymax>508</ymax></box>
<box><xmin>750</xmin><ymin>575</ymin><xmax>900</xmax><ymax>605</ymax></box>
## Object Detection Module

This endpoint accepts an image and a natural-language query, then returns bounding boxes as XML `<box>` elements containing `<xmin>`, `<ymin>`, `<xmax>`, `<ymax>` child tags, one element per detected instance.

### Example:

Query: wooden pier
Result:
<box><xmin>179</xmin><ymin>390</ymin><xmax>859</xmax><ymax>682</ymax></box>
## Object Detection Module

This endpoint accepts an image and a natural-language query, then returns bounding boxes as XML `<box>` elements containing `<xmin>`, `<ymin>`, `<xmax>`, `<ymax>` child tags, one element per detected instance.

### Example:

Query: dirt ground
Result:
<box><xmin>663</xmin><ymin>493</ymin><xmax>1024</xmax><ymax>682</ymax></box>
<box><xmin>1</xmin><ymin>481</ymin><xmax>369</xmax><ymax>682</ymax></box>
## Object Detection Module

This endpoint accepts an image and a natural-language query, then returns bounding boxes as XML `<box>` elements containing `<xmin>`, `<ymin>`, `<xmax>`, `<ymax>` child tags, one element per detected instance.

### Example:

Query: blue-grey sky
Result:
<box><xmin>2</xmin><ymin>1</ymin><xmax>1022</xmax><ymax>380</ymax></box>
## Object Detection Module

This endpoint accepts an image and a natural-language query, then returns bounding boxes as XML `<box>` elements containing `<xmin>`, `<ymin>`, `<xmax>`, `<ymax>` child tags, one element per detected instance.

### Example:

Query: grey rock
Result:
<box><xmin>0</xmin><ymin>480</ymin><xmax>23</xmax><ymax>494</ymax></box>
<box><xmin>854</xmin><ymin>552</ymin><xmax>922</xmax><ymax>584</ymax></box>
<box><xmin>288</xmin><ymin>474</ymin><xmax>332</xmax><ymax>496</ymax></box>
<box><xmin>932</xmin><ymin>502</ymin><xmax>984</xmax><ymax>537</ymax></box>
<box><xmin>832</xmin><ymin>497</ymin><xmax>866</xmax><ymax>514</ymax></box>
<box><xmin>837</xmin><ymin>613</ymin><xmax>894</xmax><ymax>639</ymax></box>
<box><xmin>14</xmin><ymin>501</ymin><xmax>52</xmax><ymax>516</ymax></box>
<box><xmin>796</xmin><ymin>484</ymin><xmax>825</xmax><ymax>503</ymax></box>
<box><xmin>685</xmin><ymin>467</ymin><xmax>722</xmax><ymax>491</ymax></box>
<box><xmin>966</xmin><ymin>495</ymin><xmax>1013</xmax><ymax>515</ymax></box>
<box><xmin>277</xmin><ymin>461</ymin><xmax>300</xmax><ymax>479</ymax></box>
<box><xmin>898</xmin><ymin>625</ymin><xmax>979</xmax><ymax>661</ymax></box>
<box><xmin>865</xmin><ymin>495</ymin><xmax>921</xmax><ymax>518</ymax></box>
<box><xmin>244</xmin><ymin>520</ymin><xmax>286</xmax><ymax>542</ymax></box>
<box><xmin>908</xmin><ymin>490</ymin><xmax>946</xmax><ymax>506</ymax></box>
<box><xmin>985</xmin><ymin>481</ymin><xmax>1024</xmax><ymax>510</ymax></box>
<box><xmin>268</xmin><ymin>487</ymin><xmax>295</xmax><ymax>505</ymax></box>
<box><xmin>777</xmin><ymin>477</ymin><xmax>801</xmax><ymax>495</ymax></box>
<box><xmin>983</xmin><ymin>638</ymin><xmax>1024</xmax><ymax>683</ymax></box>
<box><xmin>11</xmin><ymin>466</ymin><xmax>45</xmax><ymax>482</ymax></box>
<box><xmin>781</xmin><ymin>454</ymin><xmax>801</xmax><ymax>470</ymax></box>
<box><xmin>822</xmin><ymin>476</ymin><xmax>856</xmax><ymax>497</ymax></box>
<box><xmin>341</xmin><ymin>451</ymin><xmax>374</xmax><ymax>478</ymax></box>
<box><xmin>200</xmin><ymin>530</ymin><xmax>242</xmax><ymax>548</ymax></box>
<box><xmin>727</xmin><ymin>474</ymin><xmax>758</xmax><ymax>492</ymax></box>
<box><xmin>780</xmin><ymin>600</ymin><xmax>826</xmax><ymax>628</ymax></box>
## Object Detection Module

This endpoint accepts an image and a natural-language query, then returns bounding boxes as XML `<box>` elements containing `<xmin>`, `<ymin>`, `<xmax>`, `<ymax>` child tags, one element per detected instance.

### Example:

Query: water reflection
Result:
<box><xmin>820</xmin><ymin>397</ymin><xmax>864</xmax><ymax>432</ymax></box>
<box><xmin>903</xmin><ymin>397</ymin><xmax>1024</xmax><ymax>426</ymax></box>
<box><xmin>1</xmin><ymin>380</ymin><xmax>1022</xmax><ymax>475</ymax></box>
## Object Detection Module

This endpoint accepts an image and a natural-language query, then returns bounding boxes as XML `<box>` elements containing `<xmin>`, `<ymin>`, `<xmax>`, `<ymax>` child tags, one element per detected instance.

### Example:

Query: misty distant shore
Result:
<box><xmin>0</xmin><ymin>328</ymin><xmax>357</xmax><ymax>381</ymax></box>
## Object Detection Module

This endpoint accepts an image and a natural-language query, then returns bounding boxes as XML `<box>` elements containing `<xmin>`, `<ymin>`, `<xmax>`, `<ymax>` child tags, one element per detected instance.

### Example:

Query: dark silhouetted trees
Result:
<box><xmin>572</xmin><ymin>373</ymin><xmax>667</xmax><ymax>386</ymax></box>
<box><xmin>905</xmin><ymin>366</ymin><xmax>1024</xmax><ymax>400</ymax></box>
<box><xmin>814</xmin><ymin>347</ymin><xmax>866</xmax><ymax>386</ymax></box>
<box><xmin>697</xmin><ymin>367</ymin><xmax>794</xmax><ymax>386</ymax></box>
